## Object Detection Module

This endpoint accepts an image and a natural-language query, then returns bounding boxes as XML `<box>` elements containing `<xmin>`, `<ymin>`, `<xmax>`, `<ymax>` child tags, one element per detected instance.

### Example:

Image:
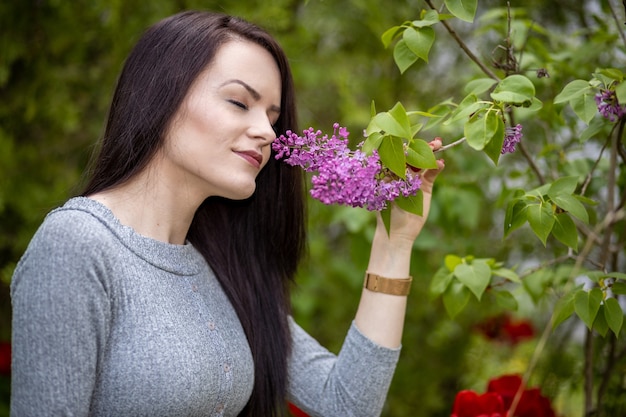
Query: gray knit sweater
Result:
<box><xmin>10</xmin><ymin>197</ymin><xmax>400</xmax><ymax>417</ymax></box>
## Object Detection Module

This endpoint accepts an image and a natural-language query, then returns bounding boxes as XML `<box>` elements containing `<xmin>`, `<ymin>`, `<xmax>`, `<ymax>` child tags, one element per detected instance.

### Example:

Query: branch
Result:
<box><xmin>607</xmin><ymin>0</ymin><xmax>626</xmax><ymax>49</ymax></box>
<box><xmin>424</xmin><ymin>0</ymin><xmax>500</xmax><ymax>81</ymax></box>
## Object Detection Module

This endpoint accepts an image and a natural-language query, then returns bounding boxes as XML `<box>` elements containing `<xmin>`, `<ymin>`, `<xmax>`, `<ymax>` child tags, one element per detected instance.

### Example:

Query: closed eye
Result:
<box><xmin>228</xmin><ymin>99</ymin><xmax>248</xmax><ymax>110</ymax></box>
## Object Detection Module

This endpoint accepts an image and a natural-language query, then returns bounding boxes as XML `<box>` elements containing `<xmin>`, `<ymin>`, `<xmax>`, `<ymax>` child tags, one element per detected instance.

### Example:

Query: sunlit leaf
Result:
<box><xmin>547</xmin><ymin>176</ymin><xmax>579</xmax><ymax>196</ymax></box>
<box><xmin>574</xmin><ymin>288</ymin><xmax>603</xmax><ymax>330</ymax></box>
<box><xmin>381</xmin><ymin>25</ymin><xmax>406</xmax><ymax>48</ymax></box>
<box><xmin>527</xmin><ymin>202</ymin><xmax>555</xmax><ymax>246</ymax></box>
<box><xmin>554</xmin><ymin>79</ymin><xmax>593</xmax><ymax>104</ymax></box>
<box><xmin>492</xmin><ymin>267</ymin><xmax>521</xmax><ymax>283</ymax></box>
<box><xmin>464</xmin><ymin>110</ymin><xmax>499</xmax><ymax>151</ymax></box>
<box><xmin>403</xmin><ymin>26</ymin><xmax>435</xmax><ymax>62</ymax></box>
<box><xmin>482</xmin><ymin>114</ymin><xmax>505</xmax><ymax>165</ymax></box>
<box><xmin>570</xmin><ymin>93</ymin><xmax>598</xmax><ymax>124</ymax></box>
<box><xmin>406</xmin><ymin>139</ymin><xmax>437</xmax><ymax>169</ymax></box>
<box><xmin>444</xmin><ymin>0</ymin><xmax>477</xmax><ymax>22</ymax></box>
<box><xmin>464</xmin><ymin>78</ymin><xmax>498</xmax><ymax>95</ymax></box>
<box><xmin>430</xmin><ymin>266</ymin><xmax>455</xmax><ymax>296</ymax></box>
<box><xmin>454</xmin><ymin>260</ymin><xmax>491</xmax><ymax>301</ymax></box>
<box><xmin>444</xmin><ymin>254</ymin><xmax>463</xmax><ymax>272</ymax></box>
<box><xmin>393</xmin><ymin>39</ymin><xmax>418</xmax><ymax>74</ymax></box>
<box><xmin>394</xmin><ymin>192</ymin><xmax>423</xmax><ymax>216</ymax></box>
<box><xmin>378</xmin><ymin>135</ymin><xmax>406</xmax><ymax>178</ymax></box>
<box><xmin>443</xmin><ymin>280</ymin><xmax>471</xmax><ymax>319</ymax></box>
<box><xmin>490</xmin><ymin>75</ymin><xmax>535</xmax><ymax>106</ymax></box>
<box><xmin>551</xmin><ymin>194</ymin><xmax>589</xmax><ymax>223</ymax></box>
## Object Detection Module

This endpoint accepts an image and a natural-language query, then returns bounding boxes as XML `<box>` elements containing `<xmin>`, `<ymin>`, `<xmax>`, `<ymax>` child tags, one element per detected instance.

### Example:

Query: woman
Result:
<box><xmin>10</xmin><ymin>10</ymin><xmax>444</xmax><ymax>417</ymax></box>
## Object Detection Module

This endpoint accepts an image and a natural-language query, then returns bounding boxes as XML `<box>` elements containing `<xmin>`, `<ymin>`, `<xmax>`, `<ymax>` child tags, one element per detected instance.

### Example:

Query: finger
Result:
<box><xmin>429</xmin><ymin>137</ymin><xmax>443</xmax><ymax>151</ymax></box>
<box><xmin>419</xmin><ymin>159</ymin><xmax>445</xmax><ymax>191</ymax></box>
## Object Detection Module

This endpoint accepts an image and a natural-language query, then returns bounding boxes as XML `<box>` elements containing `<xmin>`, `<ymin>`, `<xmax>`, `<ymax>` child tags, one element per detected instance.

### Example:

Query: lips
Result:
<box><xmin>235</xmin><ymin>150</ymin><xmax>263</xmax><ymax>168</ymax></box>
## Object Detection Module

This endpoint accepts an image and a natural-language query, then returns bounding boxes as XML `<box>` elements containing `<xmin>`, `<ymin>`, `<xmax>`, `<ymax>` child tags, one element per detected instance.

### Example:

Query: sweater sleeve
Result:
<box><xmin>10</xmin><ymin>210</ymin><xmax>112</xmax><ymax>416</ymax></box>
<box><xmin>287</xmin><ymin>318</ymin><xmax>401</xmax><ymax>417</ymax></box>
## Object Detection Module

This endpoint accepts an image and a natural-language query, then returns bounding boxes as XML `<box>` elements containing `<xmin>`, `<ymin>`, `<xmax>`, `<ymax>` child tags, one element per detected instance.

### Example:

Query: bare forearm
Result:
<box><xmin>354</xmin><ymin>227</ymin><xmax>414</xmax><ymax>348</ymax></box>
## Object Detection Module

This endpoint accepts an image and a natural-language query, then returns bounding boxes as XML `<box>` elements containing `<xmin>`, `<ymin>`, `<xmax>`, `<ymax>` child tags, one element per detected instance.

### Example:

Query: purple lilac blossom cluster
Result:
<box><xmin>272</xmin><ymin>124</ymin><xmax>422</xmax><ymax>211</ymax></box>
<box><xmin>595</xmin><ymin>89</ymin><xmax>626</xmax><ymax>122</ymax></box>
<box><xmin>501</xmin><ymin>124</ymin><xmax>523</xmax><ymax>154</ymax></box>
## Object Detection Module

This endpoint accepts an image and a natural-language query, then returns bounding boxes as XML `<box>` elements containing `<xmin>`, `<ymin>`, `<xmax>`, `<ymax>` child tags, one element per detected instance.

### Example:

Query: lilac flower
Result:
<box><xmin>272</xmin><ymin>124</ymin><xmax>422</xmax><ymax>211</ymax></box>
<box><xmin>595</xmin><ymin>89</ymin><xmax>626</xmax><ymax>122</ymax></box>
<box><xmin>501</xmin><ymin>124</ymin><xmax>523</xmax><ymax>154</ymax></box>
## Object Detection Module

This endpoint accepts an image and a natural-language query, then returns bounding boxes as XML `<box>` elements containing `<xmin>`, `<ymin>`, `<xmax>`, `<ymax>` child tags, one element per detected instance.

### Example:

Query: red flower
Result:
<box><xmin>452</xmin><ymin>375</ymin><xmax>556</xmax><ymax>417</ymax></box>
<box><xmin>451</xmin><ymin>390</ymin><xmax>506</xmax><ymax>417</ymax></box>
<box><xmin>475</xmin><ymin>315</ymin><xmax>534</xmax><ymax>345</ymax></box>
<box><xmin>0</xmin><ymin>341</ymin><xmax>10</xmax><ymax>376</ymax></box>
<box><xmin>288</xmin><ymin>402</ymin><xmax>310</xmax><ymax>417</ymax></box>
<box><xmin>487</xmin><ymin>375</ymin><xmax>555</xmax><ymax>417</ymax></box>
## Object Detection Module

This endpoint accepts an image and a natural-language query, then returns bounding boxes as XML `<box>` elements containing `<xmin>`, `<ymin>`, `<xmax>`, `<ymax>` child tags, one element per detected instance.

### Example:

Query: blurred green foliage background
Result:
<box><xmin>1</xmin><ymin>1</ymin><xmax>624</xmax><ymax>416</ymax></box>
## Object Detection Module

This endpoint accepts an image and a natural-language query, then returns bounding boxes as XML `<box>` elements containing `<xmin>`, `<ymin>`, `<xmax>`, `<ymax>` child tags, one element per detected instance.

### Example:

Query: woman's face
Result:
<box><xmin>161</xmin><ymin>40</ymin><xmax>282</xmax><ymax>201</ymax></box>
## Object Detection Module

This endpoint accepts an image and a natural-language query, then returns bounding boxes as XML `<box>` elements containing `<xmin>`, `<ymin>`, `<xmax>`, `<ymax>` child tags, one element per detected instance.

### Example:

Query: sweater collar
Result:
<box><xmin>59</xmin><ymin>197</ymin><xmax>205</xmax><ymax>276</ymax></box>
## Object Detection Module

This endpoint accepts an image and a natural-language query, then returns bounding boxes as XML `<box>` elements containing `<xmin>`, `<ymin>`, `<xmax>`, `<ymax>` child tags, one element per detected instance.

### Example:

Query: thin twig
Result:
<box><xmin>607</xmin><ymin>0</ymin><xmax>626</xmax><ymax>48</ymax></box>
<box><xmin>424</xmin><ymin>0</ymin><xmax>500</xmax><ymax>80</ymax></box>
<box><xmin>434</xmin><ymin>136</ymin><xmax>466</xmax><ymax>152</ymax></box>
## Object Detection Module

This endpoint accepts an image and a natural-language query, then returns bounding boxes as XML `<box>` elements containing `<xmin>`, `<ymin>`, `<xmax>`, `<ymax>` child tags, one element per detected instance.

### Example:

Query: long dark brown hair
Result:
<box><xmin>82</xmin><ymin>11</ymin><xmax>306</xmax><ymax>416</ymax></box>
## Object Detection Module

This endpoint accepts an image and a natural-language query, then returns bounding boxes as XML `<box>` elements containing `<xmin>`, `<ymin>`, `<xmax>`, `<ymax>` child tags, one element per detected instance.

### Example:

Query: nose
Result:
<box><xmin>248</xmin><ymin>111</ymin><xmax>277</xmax><ymax>145</ymax></box>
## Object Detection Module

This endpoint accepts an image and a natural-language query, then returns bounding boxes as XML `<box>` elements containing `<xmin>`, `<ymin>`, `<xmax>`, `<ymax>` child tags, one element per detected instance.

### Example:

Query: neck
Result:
<box><xmin>88</xmin><ymin>171</ymin><xmax>201</xmax><ymax>245</ymax></box>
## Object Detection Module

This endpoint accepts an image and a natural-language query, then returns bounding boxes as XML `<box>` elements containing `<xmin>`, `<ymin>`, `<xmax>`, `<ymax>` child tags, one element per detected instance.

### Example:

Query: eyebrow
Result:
<box><xmin>220</xmin><ymin>79</ymin><xmax>281</xmax><ymax>114</ymax></box>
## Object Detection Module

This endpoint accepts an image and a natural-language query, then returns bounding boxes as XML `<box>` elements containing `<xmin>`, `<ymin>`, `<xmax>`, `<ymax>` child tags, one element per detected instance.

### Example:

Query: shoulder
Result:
<box><xmin>12</xmin><ymin>198</ymin><xmax>121</xmax><ymax>288</ymax></box>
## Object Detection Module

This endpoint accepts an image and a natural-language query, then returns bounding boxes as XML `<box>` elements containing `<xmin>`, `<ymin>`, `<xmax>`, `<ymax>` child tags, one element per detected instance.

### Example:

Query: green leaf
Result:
<box><xmin>454</xmin><ymin>260</ymin><xmax>491</xmax><ymax>301</ymax></box>
<box><xmin>594</xmin><ymin>305</ymin><xmax>609</xmax><ymax>337</ymax></box>
<box><xmin>393</xmin><ymin>39</ymin><xmax>419</xmax><ymax>74</ymax></box>
<box><xmin>411</xmin><ymin>9</ymin><xmax>440</xmax><ymax>28</ymax></box>
<box><xmin>615</xmin><ymin>81</ymin><xmax>626</xmax><ymax>104</ymax></box>
<box><xmin>361</xmin><ymin>131</ymin><xmax>384</xmax><ymax>155</ymax></box>
<box><xmin>394</xmin><ymin>192</ymin><xmax>423</xmax><ymax>216</ymax></box>
<box><xmin>406</xmin><ymin>139</ymin><xmax>437</xmax><ymax>169</ymax></box>
<box><xmin>378</xmin><ymin>135</ymin><xmax>406</xmax><ymax>179</ymax></box>
<box><xmin>597</xmin><ymin>67</ymin><xmax>624</xmax><ymax>82</ymax></box>
<box><xmin>574</xmin><ymin>288</ymin><xmax>603</xmax><ymax>330</ymax></box>
<box><xmin>444</xmin><ymin>0</ymin><xmax>477</xmax><ymax>22</ymax></box>
<box><xmin>442</xmin><ymin>280</ymin><xmax>471</xmax><ymax>319</ymax></box>
<box><xmin>388</xmin><ymin>102</ymin><xmax>412</xmax><ymax>138</ymax></box>
<box><xmin>403</xmin><ymin>26</ymin><xmax>435</xmax><ymax>63</ymax></box>
<box><xmin>554</xmin><ymin>80</ymin><xmax>593</xmax><ymax>104</ymax></box>
<box><xmin>444</xmin><ymin>254</ymin><xmax>463</xmax><ymax>272</ymax></box>
<box><xmin>381</xmin><ymin>206</ymin><xmax>392</xmax><ymax>235</ymax></box>
<box><xmin>447</xmin><ymin>94</ymin><xmax>483</xmax><ymax>124</ymax></box>
<box><xmin>552</xmin><ymin>288</ymin><xmax>578</xmax><ymax>329</ymax></box>
<box><xmin>527</xmin><ymin>202</ymin><xmax>555</xmax><ymax>246</ymax></box>
<box><xmin>613</xmin><ymin>281</ymin><xmax>626</xmax><ymax>294</ymax></box>
<box><xmin>490</xmin><ymin>75</ymin><xmax>535</xmax><ymax>106</ymax></box>
<box><xmin>570</xmin><ymin>92</ymin><xmax>598</xmax><ymax>124</ymax></box>
<box><xmin>464</xmin><ymin>110</ymin><xmax>499</xmax><ymax>151</ymax></box>
<box><xmin>551</xmin><ymin>212</ymin><xmax>579</xmax><ymax>251</ymax></box>
<box><xmin>464</xmin><ymin>78</ymin><xmax>498</xmax><ymax>95</ymax></box>
<box><xmin>370</xmin><ymin>106</ymin><xmax>411</xmax><ymax>138</ymax></box>
<box><xmin>381</xmin><ymin>25</ymin><xmax>406</xmax><ymax>48</ymax></box>
<box><xmin>551</xmin><ymin>194</ymin><xmax>589</xmax><ymax>223</ymax></box>
<box><xmin>547</xmin><ymin>176</ymin><xmax>579</xmax><ymax>196</ymax></box>
<box><xmin>492</xmin><ymin>268</ymin><xmax>521</xmax><ymax>283</ymax></box>
<box><xmin>482</xmin><ymin>115</ymin><xmax>505</xmax><ymax>165</ymax></box>
<box><xmin>604</xmin><ymin>297</ymin><xmax>623</xmax><ymax>337</ymax></box>
<box><xmin>504</xmin><ymin>198</ymin><xmax>529</xmax><ymax>237</ymax></box>
<box><xmin>430</xmin><ymin>267</ymin><xmax>455</xmax><ymax>296</ymax></box>
<box><xmin>495</xmin><ymin>290</ymin><xmax>518</xmax><ymax>310</ymax></box>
